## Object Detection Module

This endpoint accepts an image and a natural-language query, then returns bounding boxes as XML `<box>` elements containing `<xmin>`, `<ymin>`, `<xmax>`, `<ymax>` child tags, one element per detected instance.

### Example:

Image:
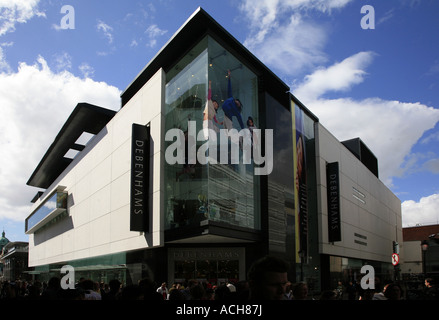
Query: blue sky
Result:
<box><xmin>1</xmin><ymin>0</ymin><xmax>439</xmax><ymax>242</ymax></box>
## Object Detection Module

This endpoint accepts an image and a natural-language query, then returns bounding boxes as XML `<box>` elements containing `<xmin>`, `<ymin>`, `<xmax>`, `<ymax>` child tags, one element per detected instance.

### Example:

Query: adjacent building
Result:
<box><xmin>25</xmin><ymin>8</ymin><xmax>402</xmax><ymax>292</ymax></box>
<box><xmin>0</xmin><ymin>238</ymin><xmax>30</xmax><ymax>282</ymax></box>
<box><xmin>402</xmin><ymin>224</ymin><xmax>439</xmax><ymax>278</ymax></box>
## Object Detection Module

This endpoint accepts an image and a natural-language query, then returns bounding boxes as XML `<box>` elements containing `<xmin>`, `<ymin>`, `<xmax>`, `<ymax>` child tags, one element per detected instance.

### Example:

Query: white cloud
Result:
<box><xmin>307</xmin><ymin>97</ymin><xmax>439</xmax><ymax>186</ymax></box>
<box><xmin>239</xmin><ymin>0</ymin><xmax>352</xmax><ymax>75</ymax></box>
<box><xmin>421</xmin><ymin>130</ymin><xmax>439</xmax><ymax>144</ymax></box>
<box><xmin>0</xmin><ymin>56</ymin><xmax>121</xmax><ymax>222</ymax></box>
<box><xmin>245</xmin><ymin>14</ymin><xmax>327</xmax><ymax>74</ymax></box>
<box><xmin>78</xmin><ymin>62</ymin><xmax>95</xmax><ymax>78</ymax></box>
<box><xmin>294</xmin><ymin>52</ymin><xmax>375</xmax><ymax>101</ymax></box>
<box><xmin>294</xmin><ymin>52</ymin><xmax>439</xmax><ymax>188</ymax></box>
<box><xmin>97</xmin><ymin>20</ymin><xmax>114</xmax><ymax>44</ymax></box>
<box><xmin>0</xmin><ymin>46</ymin><xmax>11</xmax><ymax>72</ymax></box>
<box><xmin>0</xmin><ymin>0</ymin><xmax>46</xmax><ymax>36</ymax></box>
<box><xmin>402</xmin><ymin>194</ymin><xmax>439</xmax><ymax>227</ymax></box>
<box><xmin>424</xmin><ymin>158</ymin><xmax>439</xmax><ymax>174</ymax></box>
<box><xmin>145</xmin><ymin>24</ymin><xmax>167</xmax><ymax>48</ymax></box>
<box><xmin>52</xmin><ymin>51</ymin><xmax>72</xmax><ymax>72</ymax></box>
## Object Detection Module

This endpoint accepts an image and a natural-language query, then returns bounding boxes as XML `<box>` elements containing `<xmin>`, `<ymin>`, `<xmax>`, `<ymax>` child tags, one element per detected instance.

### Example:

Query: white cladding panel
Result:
<box><xmin>316</xmin><ymin>123</ymin><xmax>402</xmax><ymax>263</ymax></box>
<box><xmin>28</xmin><ymin>69</ymin><xmax>165</xmax><ymax>267</ymax></box>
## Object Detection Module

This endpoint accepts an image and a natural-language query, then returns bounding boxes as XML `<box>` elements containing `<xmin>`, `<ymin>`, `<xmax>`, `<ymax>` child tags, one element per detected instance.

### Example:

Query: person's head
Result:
<box><xmin>109</xmin><ymin>279</ymin><xmax>121</xmax><ymax>292</ymax></box>
<box><xmin>212</xmin><ymin>99</ymin><xmax>219</xmax><ymax>110</ymax></box>
<box><xmin>47</xmin><ymin>277</ymin><xmax>61</xmax><ymax>289</ymax></box>
<box><xmin>247</xmin><ymin>116</ymin><xmax>254</xmax><ymax>127</ymax></box>
<box><xmin>80</xmin><ymin>279</ymin><xmax>94</xmax><ymax>291</ymax></box>
<box><xmin>293</xmin><ymin>282</ymin><xmax>308</xmax><ymax>300</ymax></box>
<box><xmin>425</xmin><ymin>278</ymin><xmax>434</xmax><ymax>287</ymax></box>
<box><xmin>234</xmin><ymin>99</ymin><xmax>242</xmax><ymax>111</ymax></box>
<box><xmin>247</xmin><ymin>255</ymin><xmax>289</xmax><ymax>300</ymax></box>
<box><xmin>384</xmin><ymin>283</ymin><xmax>402</xmax><ymax>300</ymax></box>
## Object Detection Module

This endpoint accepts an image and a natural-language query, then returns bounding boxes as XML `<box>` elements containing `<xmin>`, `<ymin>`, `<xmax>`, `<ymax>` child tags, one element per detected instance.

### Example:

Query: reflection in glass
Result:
<box><xmin>26</xmin><ymin>192</ymin><xmax>68</xmax><ymax>232</ymax></box>
<box><xmin>164</xmin><ymin>36</ymin><xmax>260</xmax><ymax>231</ymax></box>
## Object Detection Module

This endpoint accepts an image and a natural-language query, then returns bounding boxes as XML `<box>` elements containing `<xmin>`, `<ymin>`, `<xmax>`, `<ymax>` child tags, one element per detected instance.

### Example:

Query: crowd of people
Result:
<box><xmin>0</xmin><ymin>256</ymin><xmax>437</xmax><ymax>300</ymax></box>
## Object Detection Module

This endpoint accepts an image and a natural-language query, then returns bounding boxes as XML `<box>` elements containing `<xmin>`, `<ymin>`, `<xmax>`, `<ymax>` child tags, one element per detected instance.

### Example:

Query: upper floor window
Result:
<box><xmin>25</xmin><ymin>189</ymin><xmax>67</xmax><ymax>234</ymax></box>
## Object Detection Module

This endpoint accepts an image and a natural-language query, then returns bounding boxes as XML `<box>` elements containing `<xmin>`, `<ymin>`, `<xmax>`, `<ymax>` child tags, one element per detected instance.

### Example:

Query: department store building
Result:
<box><xmin>25</xmin><ymin>8</ymin><xmax>402</xmax><ymax>292</ymax></box>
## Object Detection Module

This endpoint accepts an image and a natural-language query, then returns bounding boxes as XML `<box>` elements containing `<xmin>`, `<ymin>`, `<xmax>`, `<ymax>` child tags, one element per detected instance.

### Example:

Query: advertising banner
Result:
<box><xmin>293</xmin><ymin>101</ymin><xmax>308</xmax><ymax>261</ymax></box>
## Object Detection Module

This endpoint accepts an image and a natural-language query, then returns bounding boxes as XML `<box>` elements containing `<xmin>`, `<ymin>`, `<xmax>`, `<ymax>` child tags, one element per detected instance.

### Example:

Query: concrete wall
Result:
<box><xmin>28</xmin><ymin>69</ymin><xmax>166</xmax><ymax>267</ymax></box>
<box><xmin>315</xmin><ymin>122</ymin><xmax>403</xmax><ymax>263</ymax></box>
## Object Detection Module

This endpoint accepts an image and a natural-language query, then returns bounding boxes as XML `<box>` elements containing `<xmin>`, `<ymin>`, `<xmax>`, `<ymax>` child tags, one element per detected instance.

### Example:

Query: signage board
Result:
<box><xmin>327</xmin><ymin>162</ymin><xmax>341</xmax><ymax>242</ymax></box>
<box><xmin>392</xmin><ymin>253</ymin><xmax>399</xmax><ymax>266</ymax></box>
<box><xmin>130</xmin><ymin>123</ymin><xmax>150</xmax><ymax>232</ymax></box>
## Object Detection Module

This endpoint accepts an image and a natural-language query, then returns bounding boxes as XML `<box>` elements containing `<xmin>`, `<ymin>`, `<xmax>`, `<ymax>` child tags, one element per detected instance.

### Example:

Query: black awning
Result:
<box><xmin>27</xmin><ymin>103</ymin><xmax>117</xmax><ymax>189</ymax></box>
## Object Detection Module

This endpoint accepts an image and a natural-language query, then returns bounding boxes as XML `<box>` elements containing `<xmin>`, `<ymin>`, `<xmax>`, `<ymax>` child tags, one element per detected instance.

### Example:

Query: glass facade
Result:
<box><xmin>328</xmin><ymin>255</ymin><xmax>394</xmax><ymax>294</ymax></box>
<box><xmin>265</xmin><ymin>94</ymin><xmax>295</xmax><ymax>258</ymax></box>
<box><xmin>164</xmin><ymin>36</ymin><xmax>260</xmax><ymax>232</ymax></box>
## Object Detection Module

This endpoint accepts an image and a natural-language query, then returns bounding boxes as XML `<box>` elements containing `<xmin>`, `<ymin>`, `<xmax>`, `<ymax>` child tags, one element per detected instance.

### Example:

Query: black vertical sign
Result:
<box><xmin>130</xmin><ymin>123</ymin><xmax>150</xmax><ymax>232</ymax></box>
<box><xmin>327</xmin><ymin>162</ymin><xmax>341</xmax><ymax>242</ymax></box>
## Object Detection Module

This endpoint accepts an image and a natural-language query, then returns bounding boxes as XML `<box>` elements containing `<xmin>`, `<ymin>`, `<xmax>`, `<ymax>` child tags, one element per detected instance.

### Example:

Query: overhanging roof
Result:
<box><xmin>27</xmin><ymin>103</ymin><xmax>117</xmax><ymax>189</ymax></box>
<box><xmin>121</xmin><ymin>7</ymin><xmax>290</xmax><ymax>107</ymax></box>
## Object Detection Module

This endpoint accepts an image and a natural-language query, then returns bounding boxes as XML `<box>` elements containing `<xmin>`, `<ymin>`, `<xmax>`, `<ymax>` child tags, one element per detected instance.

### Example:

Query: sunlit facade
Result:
<box><xmin>24</xmin><ymin>8</ymin><xmax>401</xmax><ymax>293</ymax></box>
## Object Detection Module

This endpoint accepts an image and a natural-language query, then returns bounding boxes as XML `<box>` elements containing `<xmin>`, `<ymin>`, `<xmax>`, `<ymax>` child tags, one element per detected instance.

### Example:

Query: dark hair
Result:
<box><xmin>235</xmin><ymin>99</ymin><xmax>243</xmax><ymax>111</ymax></box>
<box><xmin>109</xmin><ymin>279</ymin><xmax>121</xmax><ymax>291</ymax></box>
<box><xmin>384</xmin><ymin>283</ymin><xmax>403</xmax><ymax>300</ymax></box>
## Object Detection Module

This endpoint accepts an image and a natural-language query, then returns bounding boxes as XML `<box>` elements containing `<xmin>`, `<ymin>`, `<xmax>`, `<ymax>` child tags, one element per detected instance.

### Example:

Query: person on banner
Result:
<box><xmin>202</xmin><ymin>80</ymin><xmax>223</xmax><ymax>140</ymax></box>
<box><xmin>221</xmin><ymin>69</ymin><xmax>245</xmax><ymax>131</ymax></box>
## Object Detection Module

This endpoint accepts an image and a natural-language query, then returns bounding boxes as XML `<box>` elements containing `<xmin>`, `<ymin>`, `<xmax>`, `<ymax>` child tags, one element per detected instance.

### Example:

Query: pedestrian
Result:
<box><xmin>102</xmin><ymin>279</ymin><xmax>121</xmax><ymax>300</ymax></box>
<box><xmin>346</xmin><ymin>281</ymin><xmax>357</xmax><ymax>300</ymax></box>
<box><xmin>139</xmin><ymin>278</ymin><xmax>163</xmax><ymax>300</ymax></box>
<box><xmin>423</xmin><ymin>278</ymin><xmax>438</xmax><ymax>300</ymax></box>
<box><xmin>168</xmin><ymin>287</ymin><xmax>185</xmax><ymax>300</ymax></box>
<box><xmin>80</xmin><ymin>279</ymin><xmax>101</xmax><ymax>300</ymax></box>
<box><xmin>292</xmin><ymin>282</ymin><xmax>309</xmax><ymax>300</ymax></box>
<box><xmin>336</xmin><ymin>281</ymin><xmax>344</xmax><ymax>299</ymax></box>
<box><xmin>247</xmin><ymin>255</ymin><xmax>290</xmax><ymax>300</ymax></box>
<box><xmin>156</xmin><ymin>282</ymin><xmax>169</xmax><ymax>300</ymax></box>
<box><xmin>41</xmin><ymin>277</ymin><xmax>61</xmax><ymax>300</ymax></box>
<box><xmin>383</xmin><ymin>282</ymin><xmax>403</xmax><ymax>300</ymax></box>
<box><xmin>359</xmin><ymin>289</ymin><xmax>375</xmax><ymax>300</ymax></box>
<box><xmin>182</xmin><ymin>279</ymin><xmax>199</xmax><ymax>300</ymax></box>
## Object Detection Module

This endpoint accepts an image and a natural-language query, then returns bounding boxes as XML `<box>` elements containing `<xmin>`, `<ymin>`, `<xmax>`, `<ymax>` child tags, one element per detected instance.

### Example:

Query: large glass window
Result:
<box><xmin>266</xmin><ymin>94</ymin><xmax>295</xmax><ymax>256</ymax></box>
<box><xmin>26</xmin><ymin>191</ymin><xmax>68</xmax><ymax>233</ymax></box>
<box><xmin>164</xmin><ymin>36</ymin><xmax>260</xmax><ymax>231</ymax></box>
